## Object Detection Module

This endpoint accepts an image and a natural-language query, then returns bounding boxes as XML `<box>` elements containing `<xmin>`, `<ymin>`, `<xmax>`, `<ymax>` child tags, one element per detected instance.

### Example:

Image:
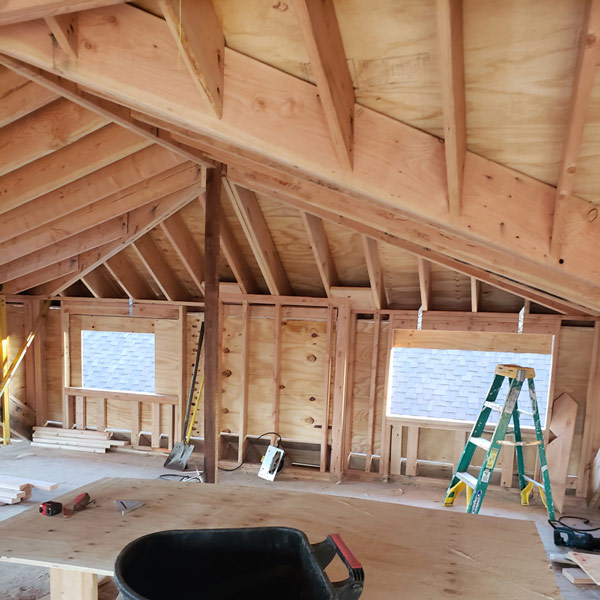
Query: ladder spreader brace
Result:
<box><xmin>443</xmin><ymin>364</ymin><xmax>555</xmax><ymax>519</ymax></box>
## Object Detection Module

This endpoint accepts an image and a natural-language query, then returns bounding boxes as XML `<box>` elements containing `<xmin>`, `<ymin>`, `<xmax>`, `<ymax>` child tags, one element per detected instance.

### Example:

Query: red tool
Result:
<box><xmin>39</xmin><ymin>501</ymin><xmax>62</xmax><ymax>516</ymax></box>
<box><xmin>63</xmin><ymin>492</ymin><xmax>93</xmax><ymax>517</ymax></box>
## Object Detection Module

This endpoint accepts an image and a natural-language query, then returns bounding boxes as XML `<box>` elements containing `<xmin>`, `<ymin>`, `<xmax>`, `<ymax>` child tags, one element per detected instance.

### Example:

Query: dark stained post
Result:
<box><xmin>203</xmin><ymin>165</ymin><xmax>222</xmax><ymax>483</ymax></box>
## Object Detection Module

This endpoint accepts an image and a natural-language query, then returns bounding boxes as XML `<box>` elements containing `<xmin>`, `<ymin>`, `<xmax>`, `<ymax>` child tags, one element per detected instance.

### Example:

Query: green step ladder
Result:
<box><xmin>443</xmin><ymin>364</ymin><xmax>554</xmax><ymax>519</ymax></box>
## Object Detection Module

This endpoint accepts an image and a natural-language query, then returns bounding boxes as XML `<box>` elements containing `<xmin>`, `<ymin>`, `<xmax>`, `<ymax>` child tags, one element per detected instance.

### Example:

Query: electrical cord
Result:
<box><xmin>218</xmin><ymin>431</ymin><xmax>283</xmax><ymax>472</ymax></box>
<box><xmin>550</xmin><ymin>516</ymin><xmax>600</xmax><ymax>532</ymax></box>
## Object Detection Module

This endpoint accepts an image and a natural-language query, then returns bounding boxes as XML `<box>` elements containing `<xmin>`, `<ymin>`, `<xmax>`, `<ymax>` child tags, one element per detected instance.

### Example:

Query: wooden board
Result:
<box><xmin>0</xmin><ymin>477</ymin><xmax>560</xmax><ymax>599</ymax></box>
<box><xmin>562</xmin><ymin>567</ymin><xmax>597</xmax><ymax>586</ymax></box>
<box><xmin>567</xmin><ymin>552</ymin><xmax>600</xmax><ymax>585</ymax></box>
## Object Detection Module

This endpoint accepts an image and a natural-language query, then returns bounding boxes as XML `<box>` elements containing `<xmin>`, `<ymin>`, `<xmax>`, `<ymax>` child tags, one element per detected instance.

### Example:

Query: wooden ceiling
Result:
<box><xmin>0</xmin><ymin>0</ymin><xmax>599</xmax><ymax>315</ymax></box>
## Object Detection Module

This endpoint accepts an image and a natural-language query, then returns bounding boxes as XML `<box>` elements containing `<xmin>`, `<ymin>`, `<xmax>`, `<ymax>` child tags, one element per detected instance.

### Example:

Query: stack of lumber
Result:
<box><xmin>0</xmin><ymin>475</ymin><xmax>58</xmax><ymax>506</ymax></box>
<box><xmin>31</xmin><ymin>427</ymin><xmax>127</xmax><ymax>453</ymax></box>
<box><xmin>562</xmin><ymin>552</ymin><xmax>600</xmax><ymax>588</ymax></box>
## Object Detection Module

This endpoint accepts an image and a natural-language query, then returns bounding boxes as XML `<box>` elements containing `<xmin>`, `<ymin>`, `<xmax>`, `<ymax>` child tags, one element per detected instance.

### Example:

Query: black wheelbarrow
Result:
<box><xmin>114</xmin><ymin>527</ymin><xmax>365</xmax><ymax>599</ymax></box>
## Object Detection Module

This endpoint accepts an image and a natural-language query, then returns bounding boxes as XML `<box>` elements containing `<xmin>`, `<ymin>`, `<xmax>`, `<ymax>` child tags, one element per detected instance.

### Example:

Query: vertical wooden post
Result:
<box><xmin>130</xmin><ymin>401</ymin><xmax>140</xmax><ymax>446</ymax></box>
<box><xmin>151</xmin><ymin>403</ymin><xmax>161</xmax><ymax>448</ymax></box>
<box><xmin>239</xmin><ymin>300</ymin><xmax>250</xmax><ymax>463</ymax></box>
<box><xmin>379</xmin><ymin>314</ymin><xmax>396</xmax><ymax>479</ymax></box>
<box><xmin>342</xmin><ymin>311</ymin><xmax>357</xmax><ymax>469</ymax></box>
<box><xmin>61</xmin><ymin>307</ymin><xmax>73</xmax><ymax>429</ymax></box>
<box><xmin>389</xmin><ymin>424</ymin><xmax>403</xmax><ymax>475</ymax></box>
<box><xmin>75</xmin><ymin>395</ymin><xmax>85</xmax><ymax>430</ymax></box>
<box><xmin>175</xmin><ymin>306</ymin><xmax>187</xmax><ymax>444</ymax></box>
<box><xmin>24</xmin><ymin>301</ymin><xmax>36</xmax><ymax>415</ymax></box>
<box><xmin>204</xmin><ymin>165</ymin><xmax>223</xmax><ymax>483</ymax></box>
<box><xmin>365</xmin><ymin>312</ymin><xmax>381</xmax><ymax>471</ymax></box>
<box><xmin>320</xmin><ymin>305</ymin><xmax>334</xmax><ymax>472</ymax></box>
<box><xmin>452</xmin><ymin>430</ymin><xmax>467</xmax><ymax>472</ymax></box>
<box><xmin>406</xmin><ymin>426</ymin><xmax>419</xmax><ymax>476</ymax></box>
<box><xmin>33</xmin><ymin>304</ymin><xmax>46</xmax><ymax>426</ymax></box>
<box><xmin>272</xmin><ymin>303</ymin><xmax>282</xmax><ymax>444</ymax></box>
<box><xmin>330</xmin><ymin>300</ymin><xmax>351</xmax><ymax>480</ymax></box>
<box><xmin>50</xmin><ymin>568</ymin><xmax>98</xmax><ymax>600</ymax></box>
<box><xmin>577</xmin><ymin>322</ymin><xmax>600</xmax><ymax>497</ymax></box>
<box><xmin>97</xmin><ymin>398</ymin><xmax>107</xmax><ymax>432</ymax></box>
<box><xmin>0</xmin><ymin>296</ymin><xmax>9</xmax><ymax>444</ymax></box>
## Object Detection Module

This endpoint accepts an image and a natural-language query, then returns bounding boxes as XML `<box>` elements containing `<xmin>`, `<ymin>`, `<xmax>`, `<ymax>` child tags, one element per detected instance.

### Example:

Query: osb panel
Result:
<box><xmin>349</xmin><ymin>318</ymin><xmax>388</xmax><ymax>455</ymax></box>
<box><xmin>322</xmin><ymin>221</ymin><xmax>369</xmax><ymax>286</ymax></box>
<box><xmin>554</xmin><ymin>326</ymin><xmax>595</xmax><ymax>475</ymax></box>
<box><xmin>378</xmin><ymin>246</ymin><xmax>420</xmax><ymax>309</ymax></box>
<box><xmin>220</xmin><ymin>315</ymin><xmax>244</xmax><ymax>435</ymax></box>
<box><xmin>257</xmin><ymin>194</ymin><xmax>324</xmax><ymax>296</ymax></box>
<box><xmin>429</xmin><ymin>264</ymin><xmax>471</xmax><ymax>312</ymax></box>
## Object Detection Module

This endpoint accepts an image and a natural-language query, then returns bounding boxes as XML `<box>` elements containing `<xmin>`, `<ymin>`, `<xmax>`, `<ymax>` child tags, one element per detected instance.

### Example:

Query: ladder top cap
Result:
<box><xmin>494</xmin><ymin>364</ymin><xmax>535</xmax><ymax>379</ymax></box>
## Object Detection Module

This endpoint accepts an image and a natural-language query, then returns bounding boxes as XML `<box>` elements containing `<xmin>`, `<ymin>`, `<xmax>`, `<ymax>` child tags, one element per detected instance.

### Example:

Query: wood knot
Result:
<box><xmin>566</xmin><ymin>164</ymin><xmax>576</xmax><ymax>175</ymax></box>
<box><xmin>223</xmin><ymin>407</ymin><xmax>229</xmax><ymax>414</ymax></box>
<box><xmin>305</xmin><ymin>416</ymin><xmax>315</xmax><ymax>424</ymax></box>
<box><xmin>222</xmin><ymin>369</ymin><xmax>232</xmax><ymax>377</ymax></box>
<box><xmin>588</xmin><ymin>208</ymin><xmax>598</xmax><ymax>222</ymax></box>
<box><xmin>307</xmin><ymin>354</ymin><xmax>317</xmax><ymax>362</ymax></box>
<box><xmin>309</xmin><ymin>396</ymin><xmax>316</xmax><ymax>402</ymax></box>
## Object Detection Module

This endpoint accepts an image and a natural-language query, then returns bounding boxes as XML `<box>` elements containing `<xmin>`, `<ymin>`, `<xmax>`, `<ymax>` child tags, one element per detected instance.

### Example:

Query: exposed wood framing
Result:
<box><xmin>470</xmin><ymin>278</ymin><xmax>480</xmax><ymax>312</ymax></box>
<box><xmin>551</xmin><ymin>0</ymin><xmax>600</xmax><ymax>259</ymax></box>
<box><xmin>222</xmin><ymin>178</ymin><xmax>291</xmax><ymax>296</ymax></box>
<box><xmin>272</xmin><ymin>302</ymin><xmax>282</xmax><ymax>442</ymax></box>
<box><xmin>293</xmin><ymin>0</ymin><xmax>354</xmax><ymax>170</ymax></box>
<box><xmin>343</xmin><ymin>312</ymin><xmax>357</xmax><ymax>469</ymax></box>
<box><xmin>2</xmin><ymin>258</ymin><xmax>78</xmax><ymax>295</ymax></box>
<box><xmin>239</xmin><ymin>300</ymin><xmax>250</xmax><ymax>463</ymax></box>
<box><xmin>0</xmin><ymin>98</ymin><xmax>106</xmax><ymax>176</ymax></box>
<box><xmin>2</xmin><ymin>4</ymin><xmax>596</xmax><ymax>310</ymax></box>
<box><xmin>0</xmin><ymin>1</ymin><xmax>125</xmax><ymax>25</ymax></box>
<box><xmin>81</xmin><ymin>265</ymin><xmax>124</xmax><ymax>298</ymax></box>
<box><xmin>203</xmin><ymin>164</ymin><xmax>223</xmax><ymax>483</ymax></box>
<box><xmin>31</xmin><ymin>184</ymin><xmax>204</xmax><ymax>295</ymax></box>
<box><xmin>417</xmin><ymin>257</ymin><xmax>431</xmax><ymax>311</ymax></box>
<box><xmin>44</xmin><ymin>13</ymin><xmax>77</xmax><ymax>58</ymax></box>
<box><xmin>160</xmin><ymin>213</ymin><xmax>204</xmax><ymax>296</ymax></box>
<box><xmin>320</xmin><ymin>306</ymin><xmax>334</xmax><ymax>472</ymax></box>
<box><xmin>330</xmin><ymin>300</ymin><xmax>351</xmax><ymax>479</ymax></box>
<box><xmin>406</xmin><ymin>425</ymin><xmax>419</xmax><ymax>477</ymax></box>
<box><xmin>362</xmin><ymin>236</ymin><xmax>386</xmax><ymax>310</ymax></box>
<box><xmin>365</xmin><ymin>313</ymin><xmax>381</xmax><ymax>471</ymax></box>
<box><xmin>159</xmin><ymin>0</ymin><xmax>224</xmax><ymax>118</ymax></box>
<box><xmin>60</xmin><ymin>309</ymin><xmax>72</xmax><ymax>429</ymax></box>
<box><xmin>301</xmin><ymin>212</ymin><xmax>339</xmax><ymax>296</ymax></box>
<box><xmin>104</xmin><ymin>254</ymin><xmax>157</xmax><ymax>300</ymax></box>
<box><xmin>436</xmin><ymin>0</ymin><xmax>466</xmax><ymax>218</ymax></box>
<box><xmin>379</xmin><ymin>316</ymin><xmax>396</xmax><ymax>479</ymax></box>
<box><xmin>132</xmin><ymin>235</ymin><xmax>190</xmax><ymax>302</ymax></box>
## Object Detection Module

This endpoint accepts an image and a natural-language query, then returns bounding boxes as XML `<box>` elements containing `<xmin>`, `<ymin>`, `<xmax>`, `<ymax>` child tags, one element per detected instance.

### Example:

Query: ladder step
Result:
<box><xmin>498</xmin><ymin>440</ymin><xmax>541</xmax><ymax>447</ymax></box>
<box><xmin>524</xmin><ymin>475</ymin><xmax>545</xmax><ymax>489</ymax></box>
<box><xmin>517</xmin><ymin>408</ymin><xmax>533</xmax><ymax>416</ymax></box>
<box><xmin>484</xmin><ymin>401</ymin><xmax>502</xmax><ymax>412</ymax></box>
<box><xmin>456</xmin><ymin>471</ymin><xmax>478</xmax><ymax>488</ymax></box>
<box><xmin>469</xmin><ymin>436</ymin><xmax>491</xmax><ymax>452</ymax></box>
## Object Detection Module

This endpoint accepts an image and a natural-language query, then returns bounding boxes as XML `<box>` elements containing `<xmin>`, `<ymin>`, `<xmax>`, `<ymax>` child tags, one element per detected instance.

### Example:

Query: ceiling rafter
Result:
<box><xmin>2</xmin><ymin>4</ymin><xmax>598</xmax><ymax>307</ymax></box>
<box><xmin>158</xmin><ymin>0</ymin><xmax>224</xmax><ymax>118</ymax></box>
<box><xmin>0</xmin><ymin>162</ymin><xmax>200</xmax><ymax>263</ymax></box>
<box><xmin>1</xmin><ymin>258</ymin><xmax>78</xmax><ymax>295</ymax></box>
<box><xmin>0</xmin><ymin>0</ymin><xmax>126</xmax><ymax>25</ymax></box>
<box><xmin>81</xmin><ymin>265</ymin><xmax>125</xmax><ymax>299</ymax></box>
<box><xmin>362</xmin><ymin>236</ymin><xmax>387</xmax><ymax>310</ymax></box>
<box><xmin>30</xmin><ymin>183</ymin><xmax>204</xmax><ymax>296</ymax></box>
<box><xmin>222</xmin><ymin>178</ymin><xmax>292</xmax><ymax>297</ymax></box>
<box><xmin>0</xmin><ymin>97</ymin><xmax>106</xmax><ymax>176</ymax></box>
<box><xmin>160</xmin><ymin>212</ymin><xmax>205</xmax><ymax>296</ymax></box>
<box><xmin>301</xmin><ymin>212</ymin><xmax>339</xmax><ymax>297</ymax></box>
<box><xmin>0</xmin><ymin>67</ymin><xmax>58</xmax><ymax>127</ymax></box>
<box><xmin>436</xmin><ymin>0</ymin><xmax>466</xmax><ymax>219</ymax></box>
<box><xmin>0</xmin><ymin>55</ymin><xmax>215</xmax><ymax>168</ymax></box>
<box><xmin>550</xmin><ymin>0</ymin><xmax>600</xmax><ymax>259</ymax></box>
<box><xmin>104</xmin><ymin>253</ymin><xmax>158</xmax><ymax>300</ymax></box>
<box><xmin>417</xmin><ymin>257</ymin><xmax>432</xmax><ymax>311</ymax></box>
<box><xmin>0</xmin><ymin>145</ymin><xmax>184</xmax><ymax>244</ymax></box>
<box><xmin>0</xmin><ymin>123</ymin><xmax>151</xmax><ymax>213</ymax></box>
<box><xmin>293</xmin><ymin>0</ymin><xmax>354</xmax><ymax>170</ymax></box>
<box><xmin>132</xmin><ymin>234</ymin><xmax>191</xmax><ymax>302</ymax></box>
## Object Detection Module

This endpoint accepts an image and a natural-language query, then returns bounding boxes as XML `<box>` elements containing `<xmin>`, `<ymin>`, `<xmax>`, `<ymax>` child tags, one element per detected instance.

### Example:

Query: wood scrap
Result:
<box><xmin>0</xmin><ymin>475</ymin><xmax>58</xmax><ymax>491</ymax></box>
<box><xmin>566</xmin><ymin>552</ymin><xmax>600</xmax><ymax>585</ymax></box>
<box><xmin>562</xmin><ymin>567</ymin><xmax>597</xmax><ymax>586</ymax></box>
<box><xmin>546</xmin><ymin>393</ymin><xmax>577</xmax><ymax>513</ymax></box>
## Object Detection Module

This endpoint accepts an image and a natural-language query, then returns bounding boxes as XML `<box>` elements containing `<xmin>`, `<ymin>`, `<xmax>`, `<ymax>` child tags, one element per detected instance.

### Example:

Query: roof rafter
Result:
<box><xmin>436</xmin><ymin>0</ymin><xmax>466</xmax><ymax>218</ymax></box>
<box><xmin>222</xmin><ymin>178</ymin><xmax>292</xmax><ymax>296</ymax></box>
<box><xmin>301</xmin><ymin>212</ymin><xmax>339</xmax><ymax>296</ymax></box>
<box><xmin>293</xmin><ymin>0</ymin><xmax>354</xmax><ymax>169</ymax></box>
<box><xmin>81</xmin><ymin>265</ymin><xmax>125</xmax><ymax>298</ymax></box>
<box><xmin>0</xmin><ymin>0</ymin><xmax>126</xmax><ymax>25</ymax></box>
<box><xmin>160</xmin><ymin>212</ymin><xmax>205</xmax><ymax>296</ymax></box>
<box><xmin>0</xmin><ymin>145</ymin><xmax>184</xmax><ymax>244</ymax></box>
<box><xmin>0</xmin><ymin>123</ymin><xmax>151</xmax><ymax>212</ymax></box>
<box><xmin>0</xmin><ymin>97</ymin><xmax>106</xmax><ymax>176</ymax></box>
<box><xmin>30</xmin><ymin>184</ymin><xmax>204</xmax><ymax>296</ymax></box>
<box><xmin>132</xmin><ymin>234</ymin><xmax>191</xmax><ymax>302</ymax></box>
<box><xmin>158</xmin><ymin>0</ymin><xmax>224</xmax><ymax>118</ymax></box>
<box><xmin>1</xmin><ymin>258</ymin><xmax>78</xmax><ymax>294</ymax></box>
<box><xmin>550</xmin><ymin>0</ymin><xmax>600</xmax><ymax>259</ymax></box>
<box><xmin>0</xmin><ymin>163</ymin><xmax>200</xmax><ymax>262</ymax></box>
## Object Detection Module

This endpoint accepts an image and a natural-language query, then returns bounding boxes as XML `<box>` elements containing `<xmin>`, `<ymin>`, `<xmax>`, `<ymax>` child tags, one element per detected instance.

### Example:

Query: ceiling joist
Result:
<box><xmin>362</xmin><ymin>236</ymin><xmax>387</xmax><ymax>310</ymax></box>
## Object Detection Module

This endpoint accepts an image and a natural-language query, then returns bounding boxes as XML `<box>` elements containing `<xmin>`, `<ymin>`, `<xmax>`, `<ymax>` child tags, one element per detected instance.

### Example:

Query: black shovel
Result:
<box><xmin>163</xmin><ymin>321</ymin><xmax>204</xmax><ymax>470</ymax></box>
